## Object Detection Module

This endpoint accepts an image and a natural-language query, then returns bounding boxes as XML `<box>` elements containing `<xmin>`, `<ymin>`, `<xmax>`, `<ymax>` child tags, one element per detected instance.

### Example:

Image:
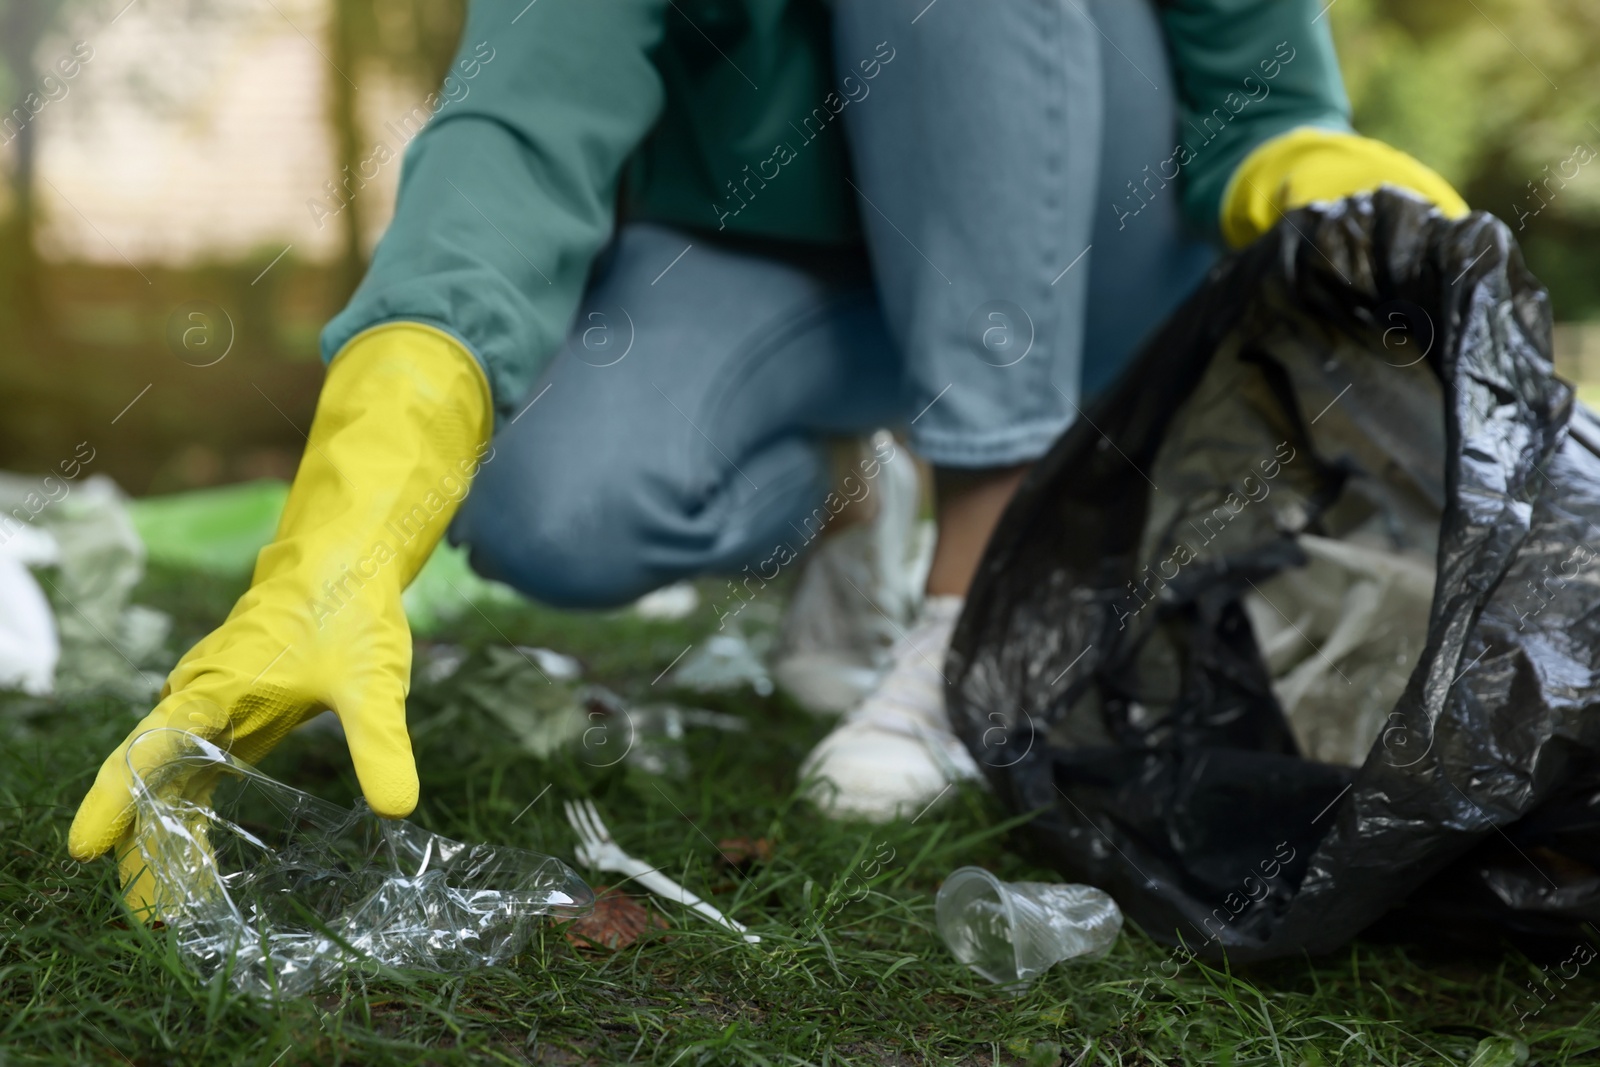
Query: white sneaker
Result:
<box><xmin>799</xmin><ymin>595</ymin><xmax>982</xmax><ymax>822</ymax></box>
<box><xmin>771</xmin><ymin>431</ymin><xmax>934</xmax><ymax>715</ymax></box>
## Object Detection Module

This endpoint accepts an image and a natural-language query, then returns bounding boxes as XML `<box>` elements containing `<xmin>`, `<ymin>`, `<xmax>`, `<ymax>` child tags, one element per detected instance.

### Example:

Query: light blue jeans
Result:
<box><xmin>451</xmin><ymin>0</ymin><xmax>1216</xmax><ymax>607</ymax></box>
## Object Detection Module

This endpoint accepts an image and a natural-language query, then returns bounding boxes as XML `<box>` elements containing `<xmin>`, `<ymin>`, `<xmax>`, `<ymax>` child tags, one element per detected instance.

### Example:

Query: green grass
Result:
<box><xmin>4</xmin><ymin>567</ymin><xmax>1600</xmax><ymax>1065</ymax></box>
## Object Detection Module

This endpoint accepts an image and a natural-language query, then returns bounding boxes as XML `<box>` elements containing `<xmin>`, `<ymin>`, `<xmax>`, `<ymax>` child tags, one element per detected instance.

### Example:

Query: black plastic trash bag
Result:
<box><xmin>948</xmin><ymin>189</ymin><xmax>1600</xmax><ymax>961</ymax></box>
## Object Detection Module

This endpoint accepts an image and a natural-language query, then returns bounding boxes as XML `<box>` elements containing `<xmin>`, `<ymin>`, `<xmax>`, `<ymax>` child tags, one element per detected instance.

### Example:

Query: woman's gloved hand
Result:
<box><xmin>68</xmin><ymin>324</ymin><xmax>493</xmax><ymax>911</ymax></box>
<box><xmin>1221</xmin><ymin>127</ymin><xmax>1468</xmax><ymax>248</ymax></box>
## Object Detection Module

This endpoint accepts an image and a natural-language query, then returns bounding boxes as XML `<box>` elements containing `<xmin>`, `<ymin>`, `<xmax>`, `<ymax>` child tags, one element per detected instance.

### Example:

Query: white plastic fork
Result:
<box><xmin>563</xmin><ymin>798</ymin><xmax>761</xmax><ymax>944</ymax></box>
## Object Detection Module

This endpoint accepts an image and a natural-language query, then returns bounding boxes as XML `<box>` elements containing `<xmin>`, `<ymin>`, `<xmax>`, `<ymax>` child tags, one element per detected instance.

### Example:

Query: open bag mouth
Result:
<box><xmin>948</xmin><ymin>189</ymin><xmax>1600</xmax><ymax>962</ymax></box>
<box><xmin>125</xmin><ymin>728</ymin><xmax>593</xmax><ymax>999</ymax></box>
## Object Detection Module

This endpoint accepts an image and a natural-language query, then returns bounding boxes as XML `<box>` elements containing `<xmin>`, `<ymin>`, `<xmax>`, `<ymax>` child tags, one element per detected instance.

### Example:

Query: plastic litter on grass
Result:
<box><xmin>125</xmin><ymin>728</ymin><xmax>592</xmax><ymax>999</ymax></box>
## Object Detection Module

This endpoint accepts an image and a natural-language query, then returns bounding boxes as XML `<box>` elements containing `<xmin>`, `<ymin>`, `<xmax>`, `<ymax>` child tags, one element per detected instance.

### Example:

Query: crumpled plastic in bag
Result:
<box><xmin>949</xmin><ymin>190</ymin><xmax>1600</xmax><ymax>960</ymax></box>
<box><xmin>126</xmin><ymin>729</ymin><xmax>592</xmax><ymax>998</ymax></box>
<box><xmin>1244</xmin><ymin>528</ymin><xmax>1436</xmax><ymax>767</ymax></box>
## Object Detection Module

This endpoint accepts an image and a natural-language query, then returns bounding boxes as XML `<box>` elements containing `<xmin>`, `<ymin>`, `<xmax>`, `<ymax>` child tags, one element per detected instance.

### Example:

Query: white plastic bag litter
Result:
<box><xmin>0</xmin><ymin>472</ymin><xmax>169</xmax><ymax>699</ymax></box>
<box><xmin>631</xmin><ymin>581</ymin><xmax>701</xmax><ymax>620</ymax></box>
<box><xmin>0</xmin><ymin>522</ymin><xmax>61</xmax><ymax>695</ymax></box>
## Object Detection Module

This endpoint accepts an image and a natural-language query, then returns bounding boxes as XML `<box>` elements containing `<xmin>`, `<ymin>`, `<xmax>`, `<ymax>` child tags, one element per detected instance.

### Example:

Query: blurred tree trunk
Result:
<box><xmin>414</xmin><ymin>0</ymin><xmax>468</xmax><ymax>86</ymax></box>
<box><xmin>328</xmin><ymin>0</ymin><xmax>367</xmax><ymax>301</ymax></box>
<box><xmin>322</xmin><ymin>0</ymin><xmax>468</xmax><ymax>302</ymax></box>
<box><xmin>0</xmin><ymin>2</ymin><xmax>58</xmax><ymax>337</ymax></box>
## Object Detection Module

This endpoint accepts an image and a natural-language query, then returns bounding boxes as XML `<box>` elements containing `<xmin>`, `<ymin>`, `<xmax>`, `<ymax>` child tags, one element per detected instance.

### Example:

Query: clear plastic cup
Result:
<box><xmin>935</xmin><ymin>866</ymin><xmax>1122</xmax><ymax>985</ymax></box>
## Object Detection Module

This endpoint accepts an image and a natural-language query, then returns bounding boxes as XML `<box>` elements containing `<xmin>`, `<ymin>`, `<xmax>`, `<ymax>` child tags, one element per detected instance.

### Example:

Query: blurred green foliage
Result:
<box><xmin>0</xmin><ymin>0</ymin><xmax>469</xmax><ymax>494</ymax></box>
<box><xmin>1331</xmin><ymin>0</ymin><xmax>1600</xmax><ymax>315</ymax></box>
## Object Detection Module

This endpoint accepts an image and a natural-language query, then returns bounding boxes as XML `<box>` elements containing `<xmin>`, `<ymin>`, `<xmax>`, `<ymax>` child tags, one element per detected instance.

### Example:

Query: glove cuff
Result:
<box><xmin>1220</xmin><ymin>127</ymin><xmax>1468</xmax><ymax>249</ymax></box>
<box><xmin>260</xmin><ymin>323</ymin><xmax>495</xmax><ymax>589</ymax></box>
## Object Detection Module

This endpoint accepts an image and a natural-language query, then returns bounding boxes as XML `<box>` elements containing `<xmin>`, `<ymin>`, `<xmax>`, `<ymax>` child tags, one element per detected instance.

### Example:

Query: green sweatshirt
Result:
<box><xmin>323</xmin><ymin>0</ymin><xmax>1350</xmax><ymax>423</ymax></box>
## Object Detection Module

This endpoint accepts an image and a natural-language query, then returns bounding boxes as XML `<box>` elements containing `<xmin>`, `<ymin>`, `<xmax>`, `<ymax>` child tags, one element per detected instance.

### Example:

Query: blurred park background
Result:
<box><xmin>1</xmin><ymin>0</ymin><xmax>1598</xmax><ymax>496</ymax></box>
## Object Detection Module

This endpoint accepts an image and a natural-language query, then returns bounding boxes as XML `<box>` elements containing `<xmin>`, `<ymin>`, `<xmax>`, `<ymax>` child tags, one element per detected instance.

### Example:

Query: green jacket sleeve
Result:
<box><xmin>1157</xmin><ymin>0</ymin><xmax>1352</xmax><ymax>232</ymax></box>
<box><xmin>321</xmin><ymin>0</ymin><xmax>670</xmax><ymax>424</ymax></box>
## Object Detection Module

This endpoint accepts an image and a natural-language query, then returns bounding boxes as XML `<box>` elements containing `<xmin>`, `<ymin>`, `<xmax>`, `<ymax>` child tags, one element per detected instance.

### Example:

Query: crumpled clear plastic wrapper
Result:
<box><xmin>669</xmin><ymin>625</ymin><xmax>776</xmax><ymax>697</ymax></box>
<box><xmin>576</xmin><ymin>685</ymin><xmax>749</xmax><ymax>777</ymax></box>
<box><xmin>126</xmin><ymin>729</ymin><xmax>593</xmax><ymax>999</ymax></box>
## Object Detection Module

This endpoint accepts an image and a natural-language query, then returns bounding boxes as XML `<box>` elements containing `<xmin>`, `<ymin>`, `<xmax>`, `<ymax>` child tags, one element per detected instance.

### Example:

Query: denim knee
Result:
<box><xmin>451</xmin><ymin>458</ymin><xmax>661</xmax><ymax>610</ymax></box>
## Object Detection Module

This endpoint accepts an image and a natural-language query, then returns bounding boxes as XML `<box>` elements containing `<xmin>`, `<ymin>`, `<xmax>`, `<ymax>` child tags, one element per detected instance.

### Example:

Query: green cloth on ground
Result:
<box><xmin>130</xmin><ymin>480</ymin><xmax>522</xmax><ymax>636</ymax></box>
<box><xmin>129</xmin><ymin>480</ymin><xmax>289</xmax><ymax>575</ymax></box>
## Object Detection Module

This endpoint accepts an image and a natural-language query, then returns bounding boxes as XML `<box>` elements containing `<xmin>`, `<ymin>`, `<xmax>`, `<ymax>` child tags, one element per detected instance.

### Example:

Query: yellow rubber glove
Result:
<box><xmin>68</xmin><ymin>323</ymin><xmax>493</xmax><ymax>912</ymax></box>
<box><xmin>1221</xmin><ymin>127</ymin><xmax>1469</xmax><ymax>248</ymax></box>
